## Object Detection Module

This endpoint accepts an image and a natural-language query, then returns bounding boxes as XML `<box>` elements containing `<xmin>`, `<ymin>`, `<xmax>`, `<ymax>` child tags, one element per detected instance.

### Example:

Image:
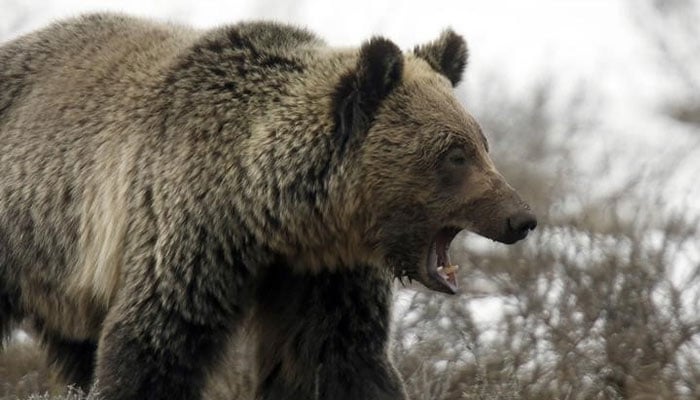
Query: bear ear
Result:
<box><xmin>355</xmin><ymin>37</ymin><xmax>404</xmax><ymax>104</ymax></box>
<box><xmin>332</xmin><ymin>37</ymin><xmax>404</xmax><ymax>153</ymax></box>
<box><xmin>413</xmin><ymin>29</ymin><xmax>468</xmax><ymax>87</ymax></box>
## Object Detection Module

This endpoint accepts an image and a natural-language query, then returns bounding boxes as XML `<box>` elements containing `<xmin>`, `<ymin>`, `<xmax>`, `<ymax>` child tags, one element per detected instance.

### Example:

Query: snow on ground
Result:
<box><xmin>457</xmin><ymin>225</ymin><xmax>700</xmax><ymax>345</ymax></box>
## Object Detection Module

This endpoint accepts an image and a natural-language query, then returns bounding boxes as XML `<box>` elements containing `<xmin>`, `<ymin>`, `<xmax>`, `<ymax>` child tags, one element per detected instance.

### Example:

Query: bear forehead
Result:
<box><xmin>403</xmin><ymin>55</ymin><xmax>453</xmax><ymax>88</ymax></box>
<box><xmin>380</xmin><ymin>58</ymin><xmax>478</xmax><ymax>141</ymax></box>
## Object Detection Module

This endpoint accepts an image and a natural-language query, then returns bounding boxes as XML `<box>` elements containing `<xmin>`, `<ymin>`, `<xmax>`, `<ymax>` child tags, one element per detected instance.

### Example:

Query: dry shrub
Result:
<box><xmin>393</xmin><ymin>82</ymin><xmax>700</xmax><ymax>400</ymax></box>
<box><xmin>631</xmin><ymin>0</ymin><xmax>700</xmax><ymax>127</ymax></box>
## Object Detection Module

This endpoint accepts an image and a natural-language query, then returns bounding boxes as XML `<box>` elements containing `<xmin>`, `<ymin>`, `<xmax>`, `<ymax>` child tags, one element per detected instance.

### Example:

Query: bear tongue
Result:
<box><xmin>436</xmin><ymin>235</ymin><xmax>458</xmax><ymax>287</ymax></box>
<box><xmin>436</xmin><ymin>236</ymin><xmax>449</xmax><ymax>269</ymax></box>
<box><xmin>423</xmin><ymin>232</ymin><xmax>459</xmax><ymax>294</ymax></box>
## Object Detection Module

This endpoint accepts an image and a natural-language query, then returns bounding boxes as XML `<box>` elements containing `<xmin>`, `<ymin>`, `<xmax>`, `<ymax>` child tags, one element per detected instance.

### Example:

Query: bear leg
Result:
<box><xmin>42</xmin><ymin>332</ymin><xmax>97</xmax><ymax>392</ymax></box>
<box><xmin>92</xmin><ymin>226</ymin><xmax>254</xmax><ymax>400</ymax></box>
<box><xmin>0</xmin><ymin>289</ymin><xmax>17</xmax><ymax>347</ymax></box>
<box><xmin>93</xmin><ymin>291</ymin><xmax>240</xmax><ymax>400</ymax></box>
<box><xmin>255</xmin><ymin>265</ymin><xmax>407</xmax><ymax>400</ymax></box>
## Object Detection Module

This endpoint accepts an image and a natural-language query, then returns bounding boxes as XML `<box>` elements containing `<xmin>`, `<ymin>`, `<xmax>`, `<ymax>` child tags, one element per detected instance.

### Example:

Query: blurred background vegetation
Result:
<box><xmin>1</xmin><ymin>0</ymin><xmax>699</xmax><ymax>399</ymax></box>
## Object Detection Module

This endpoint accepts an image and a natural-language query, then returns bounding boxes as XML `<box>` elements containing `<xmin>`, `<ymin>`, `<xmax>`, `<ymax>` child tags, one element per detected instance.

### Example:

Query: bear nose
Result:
<box><xmin>507</xmin><ymin>211</ymin><xmax>537</xmax><ymax>239</ymax></box>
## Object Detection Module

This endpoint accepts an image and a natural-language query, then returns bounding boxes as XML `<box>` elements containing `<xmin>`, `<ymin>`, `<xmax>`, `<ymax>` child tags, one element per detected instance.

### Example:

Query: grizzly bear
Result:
<box><xmin>0</xmin><ymin>13</ymin><xmax>536</xmax><ymax>400</ymax></box>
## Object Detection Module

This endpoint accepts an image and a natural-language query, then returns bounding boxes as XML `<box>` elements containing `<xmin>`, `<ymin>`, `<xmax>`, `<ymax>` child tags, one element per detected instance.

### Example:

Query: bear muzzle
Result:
<box><xmin>500</xmin><ymin>210</ymin><xmax>538</xmax><ymax>244</ymax></box>
<box><xmin>417</xmin><ymin>206</ymin><xmax>537</xmax><ymax>295</ymax></box>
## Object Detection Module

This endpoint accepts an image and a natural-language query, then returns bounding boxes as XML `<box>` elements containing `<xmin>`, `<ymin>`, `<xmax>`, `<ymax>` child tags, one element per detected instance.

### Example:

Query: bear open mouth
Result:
<box><xmin>424</xmin><ymin>227</ymin><xmax>462</xmax><ymax>294</ymax></box>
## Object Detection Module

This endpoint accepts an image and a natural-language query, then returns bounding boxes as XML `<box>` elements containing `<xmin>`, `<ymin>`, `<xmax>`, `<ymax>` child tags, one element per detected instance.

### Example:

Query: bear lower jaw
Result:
<box><xmin>417</xmin><ymin>227</ymin><xmax>461</xmax><ymax>295</ymax></box>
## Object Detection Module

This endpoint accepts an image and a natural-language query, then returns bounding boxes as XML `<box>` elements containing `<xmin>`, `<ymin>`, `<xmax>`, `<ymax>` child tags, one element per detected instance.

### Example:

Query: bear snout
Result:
<box><xmin>501</xmin><ymin>211</ymin><xmax>537</xmax><ymax>244</ymax></box>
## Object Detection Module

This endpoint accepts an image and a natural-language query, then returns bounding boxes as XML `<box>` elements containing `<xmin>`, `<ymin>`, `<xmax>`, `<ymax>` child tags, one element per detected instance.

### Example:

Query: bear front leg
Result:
<box><xmin>95</xmin><ymin>307</ymin><xmax>226</xmax><ymax>400</ymax></box>
<box><xmin>42</xmin><ymin>332</ymin><xmax>97</xmax><ymax>392</ymax></box>
<box><xmin>93</xmin><ymin>225</ymin><xmax>255</xmax><ymax>400</ymax></box>
<box><xmin>255</xmin><ymin>265</ymin><xmax>407</xmax><ymax>400</ymax></box>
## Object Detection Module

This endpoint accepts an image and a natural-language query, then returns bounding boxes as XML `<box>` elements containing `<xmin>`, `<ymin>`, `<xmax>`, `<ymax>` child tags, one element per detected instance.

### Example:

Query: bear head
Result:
<box><xmin>332</xmin><ymin>30</ymin><xmax>537</xmax><ymax>294</ymax></box>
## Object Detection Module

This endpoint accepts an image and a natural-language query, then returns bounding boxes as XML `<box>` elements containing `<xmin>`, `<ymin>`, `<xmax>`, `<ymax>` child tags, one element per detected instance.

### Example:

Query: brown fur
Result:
<box><xmin>0</xmin><ymin>13</ymin><xmax>534</xmax><ymax>399</ymax></box>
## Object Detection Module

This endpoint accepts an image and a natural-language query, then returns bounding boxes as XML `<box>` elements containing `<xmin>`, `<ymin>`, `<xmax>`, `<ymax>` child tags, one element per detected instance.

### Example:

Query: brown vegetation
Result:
<box><xmin>1</xmin><ymin>334</ymin><xmax>56</xmax><ymax>398</ymax></box>
<box><xmin>392</xmin><ymin>81</ymin><xmax>700</xmax><ymax>399</ymax></box>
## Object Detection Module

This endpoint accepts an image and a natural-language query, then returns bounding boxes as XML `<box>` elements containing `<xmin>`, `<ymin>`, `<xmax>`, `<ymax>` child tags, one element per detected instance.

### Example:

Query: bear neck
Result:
<box><xmin>154</xmin><ymin>41</ymin><xmax>378</xmax><ymax>271</ymax></box>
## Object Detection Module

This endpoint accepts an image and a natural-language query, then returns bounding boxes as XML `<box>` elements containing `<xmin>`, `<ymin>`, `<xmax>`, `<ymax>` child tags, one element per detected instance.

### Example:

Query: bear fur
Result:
<box><xmin>0</xmin><ymin>13</ymin><xmax>535</xmax><ymax>400</ymax></box>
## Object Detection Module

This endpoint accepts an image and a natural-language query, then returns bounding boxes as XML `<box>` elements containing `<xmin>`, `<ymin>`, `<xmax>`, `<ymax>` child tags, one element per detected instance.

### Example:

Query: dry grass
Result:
<box><xmin>0</xmin><ymin>336</ymin><xmax>64</xmax><ymax>399</ymax></box>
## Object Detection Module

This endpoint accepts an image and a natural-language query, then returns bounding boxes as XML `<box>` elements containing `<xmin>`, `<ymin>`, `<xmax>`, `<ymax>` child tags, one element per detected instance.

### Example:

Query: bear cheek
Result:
<box><xmin>380</xmin><ymin>203</ymin><xmax>431</xmax><ymax>241</ymax></box>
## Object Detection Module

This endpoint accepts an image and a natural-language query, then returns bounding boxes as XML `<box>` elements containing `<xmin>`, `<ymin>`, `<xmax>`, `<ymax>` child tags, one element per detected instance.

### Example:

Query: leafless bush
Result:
<box><xmin>394</xmin><ymin>83</ymin><xmax>700</xmax><ymax>400</ymax></box>
<box><xmin>631</xmin><ymin>0</ymin><xmax>700</xmax><ymax>127</ymax></box>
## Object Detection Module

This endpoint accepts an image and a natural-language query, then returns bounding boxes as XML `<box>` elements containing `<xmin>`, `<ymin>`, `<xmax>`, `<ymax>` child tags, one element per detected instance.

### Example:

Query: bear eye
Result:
<box><xmin>444</xmin><ymin>147</ymin><xmax>468</xmax><ymax>167</ymax></box>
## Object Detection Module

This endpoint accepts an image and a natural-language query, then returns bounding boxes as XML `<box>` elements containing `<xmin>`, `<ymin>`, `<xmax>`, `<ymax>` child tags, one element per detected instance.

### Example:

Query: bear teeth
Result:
<box><xmin>439</xmin><ymin>264</ymin><xmax>459</xmax><ymax>274</ymax></box>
